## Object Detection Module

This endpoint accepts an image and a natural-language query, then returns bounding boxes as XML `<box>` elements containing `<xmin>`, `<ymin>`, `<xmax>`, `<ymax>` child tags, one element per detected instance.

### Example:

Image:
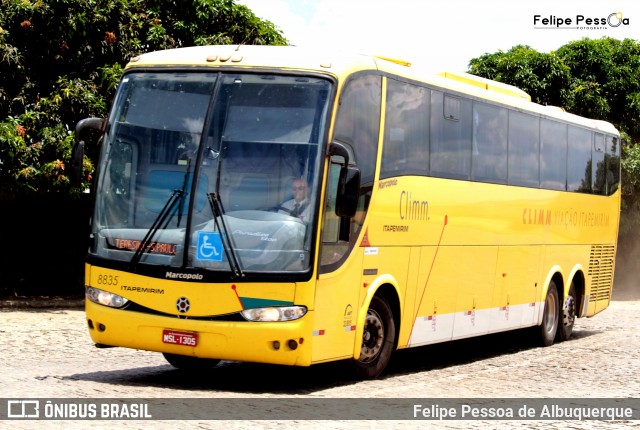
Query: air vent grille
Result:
<box><xmin>588</xmin><ymin>245</ymin><xmax>616</xmax><ymax>301</ymax></box>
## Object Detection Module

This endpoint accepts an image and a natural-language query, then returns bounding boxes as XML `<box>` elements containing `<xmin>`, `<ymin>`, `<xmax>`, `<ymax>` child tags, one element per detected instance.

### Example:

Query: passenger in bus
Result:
<box><xmin>278</xmin><ymin>177</ymin><xmax>311</xmax><ymax>221</ymax></box>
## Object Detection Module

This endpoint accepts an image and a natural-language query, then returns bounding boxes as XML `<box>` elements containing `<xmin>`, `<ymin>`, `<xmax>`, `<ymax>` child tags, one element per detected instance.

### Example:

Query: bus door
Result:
<box><xmin>312</xmin><ymin>159</ymin><xmax>364</xmax><ymax>363</ymax></box>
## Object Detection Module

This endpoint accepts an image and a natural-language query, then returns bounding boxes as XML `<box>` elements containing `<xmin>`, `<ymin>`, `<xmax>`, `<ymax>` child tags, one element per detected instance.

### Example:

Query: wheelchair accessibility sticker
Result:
<box><xmin>196</xmin><ymin>232</ymin><xmax>223</xmax><ymax>262</ymax></box>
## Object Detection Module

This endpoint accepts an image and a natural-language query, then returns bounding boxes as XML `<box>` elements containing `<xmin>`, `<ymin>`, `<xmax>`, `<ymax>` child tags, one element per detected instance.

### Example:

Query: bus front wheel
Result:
<box><xmin>539</xmin><ymin>282</ymin><xmax>559</xmax><ymax>346</ymax></box>
<box><xmin>163</xmin><ymin>353</ymin><xmax>221</xmax><ymax>370</ymax></box>
<box><xmin>352</xmin><ymin>295</ymin><xmax>396</xmax><ymax>378</ymax></box>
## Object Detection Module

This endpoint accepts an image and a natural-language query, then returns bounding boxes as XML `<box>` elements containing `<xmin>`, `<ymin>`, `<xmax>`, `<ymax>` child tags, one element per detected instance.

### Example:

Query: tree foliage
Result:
<box><xmin>469</xmin><ymin>37</ymin><xmax>640</xmax><ymax>228</ymax></box>
<box><xmin>469</xmin><ymin>45</ymin><xmax>572</xmax><ymax>107</ymax></box>
<box><xmin>556</xmin><ymin>38</ymin><xmax>640</xmax><ymax>141</ymax></box>
<box><xmin>0</xmin><ymin>0</ymin><xmax>287</xmax><ymax>198</ymax></box>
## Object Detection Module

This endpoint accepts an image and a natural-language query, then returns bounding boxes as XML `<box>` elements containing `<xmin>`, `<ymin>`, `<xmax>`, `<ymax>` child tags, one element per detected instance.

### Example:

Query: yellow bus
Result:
<box><xmin>75</xmin><ymin>45</ymin><xmax>620</xmax><ymax>378</ymax></box>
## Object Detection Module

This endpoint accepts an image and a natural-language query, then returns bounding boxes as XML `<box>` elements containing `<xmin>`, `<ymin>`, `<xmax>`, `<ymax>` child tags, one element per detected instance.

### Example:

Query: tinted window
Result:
<box><xmin>567</xmin><ymin>126</ymin><xmax>592</xmax><ymax>193</ymax></box>
<box><xmin>381</xmin><ymin>79</ymin><xmax>430</xmax><ymax>178</ymax></box>
<box><xmin>322</xmin><ymin>74</ymin><xmax>380</xmax><ymax>273</ymax></box>
<box><xmin>606</xmin><ymin>135</ymin><xmax>620</xmax><ymax>195</ymax></box>
<box><xmin>540</xmin><ymin>119</ymin><xmax>567</xmax><ymax>191</ymax></box>
<box><xmin>430</xmin><ymin>92</ymin><xmax>472</xmax><ymax>179</ymax></box>
<box><xmin>377</xmin><ymin>79</ymin><xmax>618</xmax><ymax>196</ymax></box>
<box><xmin>508</xmin><ymin>110</ymin><xmax>539</xmax><ymax>187</ymax></box>
<box><xmin>472</xmin><ymin>102</ymin><xmax>507</xmax><ymax>183</ymax></box>
<box><xmin>333</xmin><ymin>74</ymin><xmax>381</xmax><ymax>183</ymax></box>
<box><xmin>592</xmin><ymin>133</ymin><xmax>606</xmax><ymax>195</ymax></box>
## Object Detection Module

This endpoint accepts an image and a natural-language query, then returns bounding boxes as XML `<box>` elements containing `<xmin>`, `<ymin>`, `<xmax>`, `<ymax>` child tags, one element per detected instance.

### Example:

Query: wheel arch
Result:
<box><xmin>373</xmin><ymin>283</ymin><xmax>401</xmax><ymax>342</ymax></box>
<box><xmin>353</xmin><ymin>276</ymin><xmax>401</xmax><ymax>360</ymax></box>
<box><xmin>538</xmin><ymin>267</ymin><xmax>564</xmax><ymax>325</ymax></box>
<box><xmin>567</xmin><ymin>266</ymin><xmax>586</xmax><ymax>318</ymax></box>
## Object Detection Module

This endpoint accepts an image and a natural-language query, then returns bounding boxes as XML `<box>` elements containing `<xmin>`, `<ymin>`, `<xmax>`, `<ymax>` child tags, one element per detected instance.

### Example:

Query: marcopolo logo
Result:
<box><xmin>534</xmin><ymin>12</ymin><xmax>630</xmax><ymax>30</ymax></box>
<box><xmin>165</xmin><ymin>271</ymin><xmax>204</xmax><ymax>281</ymax></box>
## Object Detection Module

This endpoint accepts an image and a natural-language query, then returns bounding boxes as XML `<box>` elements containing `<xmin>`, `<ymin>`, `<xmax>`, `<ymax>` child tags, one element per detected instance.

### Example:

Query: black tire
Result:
<box><xmin>556</xmin><ymin>282</ymin><xmax>576</xmax><ymax>342</ymax></box>
<box><xmin>539</xmin><ymin>281</ymin><xmax>559</xmax><ymax>346</ymax></box>
<box><xmin>162</xmin><ymin>353</ymin><xmax>221</xmax><ymax>370</ymax></box>
<box><xmin>352</xmin><ymin>295</ymin><xmax>396</xmax><ymax>378</ymax></box>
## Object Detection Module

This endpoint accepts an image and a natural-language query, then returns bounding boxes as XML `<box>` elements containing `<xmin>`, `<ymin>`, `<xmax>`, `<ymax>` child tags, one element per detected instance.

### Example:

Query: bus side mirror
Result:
<box><xmin>71</xmin><ymin>117</ymin><xmax>105</xmax><ymax>187</ymax></box>
<box><xmin>329</xmin><ymin>140</ymin><xmax>361</xmax><ymax>218</ymax></box>
<box><xmin>335</xmin><ymin>166</ymin><xmax>360</xmax><ymax>218</ymax></box>
<box><xmin>70</xmin><ymin>140</ymin><xmax>85</xmax><ymax>187</ymax></box>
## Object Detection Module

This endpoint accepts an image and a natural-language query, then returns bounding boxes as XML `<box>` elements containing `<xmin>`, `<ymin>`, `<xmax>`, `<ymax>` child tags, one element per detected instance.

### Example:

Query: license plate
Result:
<box><xmin>162</xmin><ymin>329</ymin><xmax>198</xmax><ymax>347</ymax></box>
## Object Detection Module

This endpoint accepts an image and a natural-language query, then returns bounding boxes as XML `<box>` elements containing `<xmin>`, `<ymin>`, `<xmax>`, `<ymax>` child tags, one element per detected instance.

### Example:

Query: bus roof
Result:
<box><xmin>126</xmin><ymin>45</ymin><xmax>619</xmax><ymax>136</ymax></box>
<box><xmin>126</xmin><ymin>44</ymin><xmax>378</xmax><ymax>76</ymax></box>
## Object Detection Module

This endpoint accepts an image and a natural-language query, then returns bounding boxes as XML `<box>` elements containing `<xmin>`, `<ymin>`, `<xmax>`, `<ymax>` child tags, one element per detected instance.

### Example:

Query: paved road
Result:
<box><xmin>1</xmin><ymin>299</ymin><xmax>639</xmax><ymax>429</ymax></box>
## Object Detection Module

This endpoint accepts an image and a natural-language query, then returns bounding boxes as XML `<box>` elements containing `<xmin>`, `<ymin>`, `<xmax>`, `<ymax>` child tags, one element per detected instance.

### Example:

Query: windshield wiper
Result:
<box><xmin>207</xmin><ymin>192</ymin><xmax>244</xmax><ymax>278</ymax></box>
<box><xmin>130</xmin><ymin>189</ymin><xmax>183</xmax><ymax>268</ymax></box>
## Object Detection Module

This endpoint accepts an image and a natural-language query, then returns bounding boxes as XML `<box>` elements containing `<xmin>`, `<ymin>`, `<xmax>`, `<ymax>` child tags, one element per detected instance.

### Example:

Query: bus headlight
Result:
<box><xmin>86</xmin><ymin>286</ymin><xmax>129</xmax><ymax>308</ymax></box>
<box><xmin>241</xmin><ymin>306</ymin><xmax>307</xmax><ymax>322</ymax></box>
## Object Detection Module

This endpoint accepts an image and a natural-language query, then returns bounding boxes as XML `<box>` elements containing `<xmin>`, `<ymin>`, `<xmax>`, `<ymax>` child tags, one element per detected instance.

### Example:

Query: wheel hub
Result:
<box><xmin>360</xmin><ymin>309</ymin><xmax>384</xmax><ymax>363</ymax></box>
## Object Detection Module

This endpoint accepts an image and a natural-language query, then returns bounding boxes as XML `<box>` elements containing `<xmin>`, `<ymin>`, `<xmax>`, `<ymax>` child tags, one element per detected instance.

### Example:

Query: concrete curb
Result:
<box><xmin>0</xmin><ymin>296</ymin><xmax>85</xmax><ymax>310</ymax></box>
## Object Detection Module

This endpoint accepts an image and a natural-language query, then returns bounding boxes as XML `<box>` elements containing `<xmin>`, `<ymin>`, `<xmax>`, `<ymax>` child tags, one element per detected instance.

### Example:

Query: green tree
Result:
<box><xmin>556</xmin><ymin>38</ymin><xmax>640</xmax><ymax>142</ymax></box>
<box><xmin>0</xmin><ymin>0</ymin><xmax>287</xmax><ymax>198</ymax></box>
<box><xmin>468</xmin><ymin>45</ymin><xmax>572</xmax><ymax>107</ymax></box>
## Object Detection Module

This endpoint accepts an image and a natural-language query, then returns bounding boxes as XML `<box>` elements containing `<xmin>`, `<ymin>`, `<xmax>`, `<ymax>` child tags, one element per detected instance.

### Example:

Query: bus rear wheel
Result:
<box><xmin>539</xmin><ymin>282</ymin><xmax>559</xmax><ymax>346</ymax></box>
<box><xmin>352</xmin><ymin>295</ymin><xmax>396</xmax><ymax>379</ymax></box>
<box><xmin>163</xmin><ymin>353</ymin><xmax>221</xmax><ymax>370</ymax></box>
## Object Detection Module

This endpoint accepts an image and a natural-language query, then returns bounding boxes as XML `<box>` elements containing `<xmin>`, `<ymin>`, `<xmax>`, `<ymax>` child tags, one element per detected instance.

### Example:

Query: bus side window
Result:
<box><xmin>320</xmin><ymin>74</ymin><xmax>380</xmax><ymax>273</ymax></box>
<box><xmin>592</xmin><ymin>133</ymin><xmax>606</xmax><ymax>195</ymax></box>
<box><xmin>540</xmin><ymin>119</ymin><xmax>567</xmax><ymax>191</ymax></box>
<box><xmin>472</xmin><ymin>102</ymin><xmax>507</xmax><ymax>183</ymax></box>
<box><xmin>381</xmin><ymin>79</ymin><xmax>430</xmax><ymax>178</ymax></box>
<box><xmin>430</xmin><ymin>92</ymin><xmax>472</xmax><ymax>180</ymax></box>
<box><xmin>606</xmin><ymin>135</ymin><xmax>620</xmax><ymax>195</ymax></box>
<box><xmin>333</xmin><ymin>75</ymin><xmax>381</xmax><ymax>183</ymax></box>
<box><xmin>567</xmin><ymin>126</ymin><xmax>592</xmax><ymax>193</ymax></box>
<box><xmin>320</xmin><ymin>160</ymin><xmax>349</xmax><ymax>264</ymax></box>
<box><xmin>508</xmin><ymin>110</ymin><xmax>539</xmax><ymax>187</ymax></box>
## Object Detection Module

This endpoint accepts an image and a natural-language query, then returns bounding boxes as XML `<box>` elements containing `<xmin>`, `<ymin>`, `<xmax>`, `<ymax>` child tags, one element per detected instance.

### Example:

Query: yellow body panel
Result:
<box><xmin>366</xmin><ymin>176</ymin><xmax>619</xmax><ymax>318</ymax></box>
<box><xmin>312</xmin><ymin>250</ymin><xmax>363</xmax><ymax>363</ymax></box>
<box><xmin>86</xmin><ymin>299</ymin><xmax>312</xmax><ymax>366</ymax></box>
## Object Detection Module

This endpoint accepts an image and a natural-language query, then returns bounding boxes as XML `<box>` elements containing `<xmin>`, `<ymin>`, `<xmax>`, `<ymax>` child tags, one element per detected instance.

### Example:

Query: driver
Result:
<box><xmin>278</xmin><ymin>177</ymin><xmax>311</xmax><ymax>221</ymax></box>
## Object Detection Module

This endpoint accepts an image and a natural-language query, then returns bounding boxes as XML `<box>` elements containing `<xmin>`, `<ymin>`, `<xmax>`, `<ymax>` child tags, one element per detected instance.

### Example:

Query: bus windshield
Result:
<box><xmin>90</xmin><ymin>72</ymin><xmax>331</xmax><ymax>274</ymax></box>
